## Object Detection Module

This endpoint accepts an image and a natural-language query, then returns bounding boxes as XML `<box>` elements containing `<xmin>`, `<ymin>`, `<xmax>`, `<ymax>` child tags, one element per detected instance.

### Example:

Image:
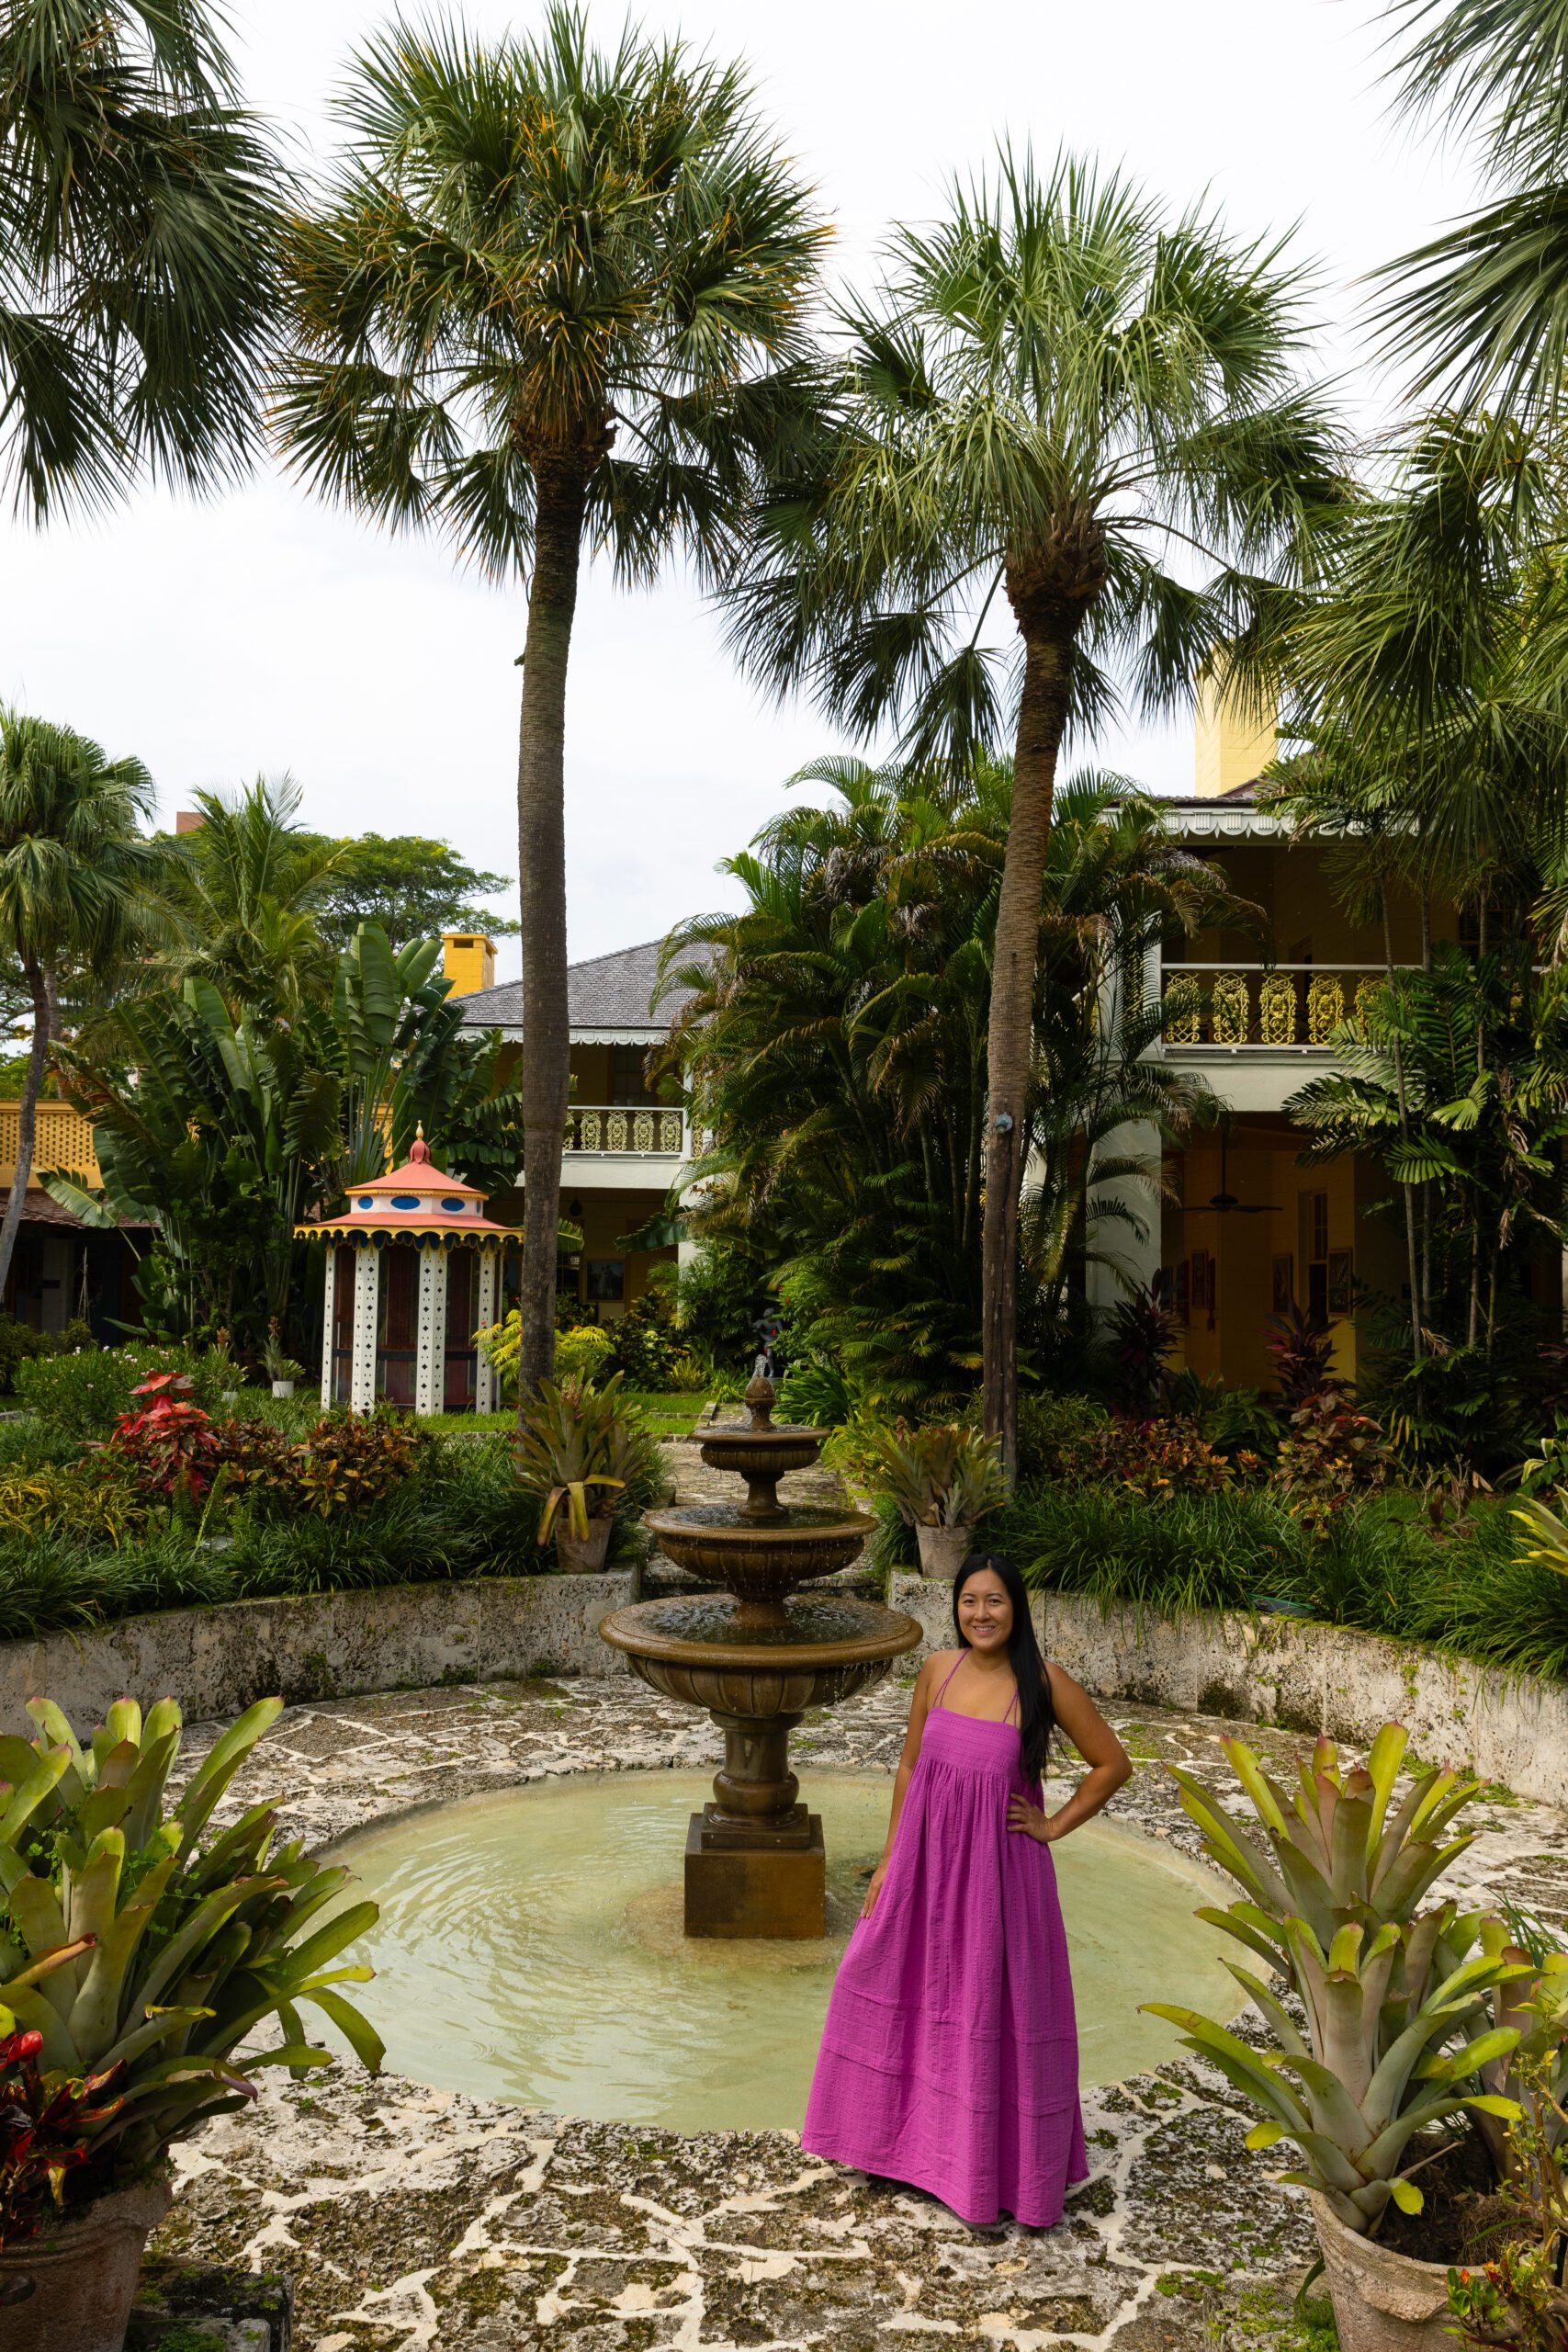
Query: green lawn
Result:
<box><xmin>418</xmin><ymin>1391</ymin><xmax>704</xmax><ymax>1439</ymax></box>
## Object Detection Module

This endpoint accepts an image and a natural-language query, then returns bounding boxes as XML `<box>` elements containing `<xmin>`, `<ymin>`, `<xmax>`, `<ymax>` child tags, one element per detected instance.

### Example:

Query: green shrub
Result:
<box><xmin>0</xmin><ymin>1430</ymin><xmax>536</xmax><ymax>1638</ymax></box>
<box><xmin>0</xmin><ymin>1414</ymin><xmax>82</xmax><ymax>1469</ymax></box>
<box><xmin>1159</xmin><ymin>1370</ymin><xmax>1280</xmax><ymax>1461</ymax></box>
<box><xmin>604</xmin><ymin>1292</ymin><xmax>678</xmax><ymax>1389</ymax></box>
<box><xmin>555</xmin><ymin>1325</ymin><xmax>615</xmax><ymax>1385</ymax></box>
<box><xmin>0</xmin><ymin>1313</ymin><xmax>49</xmax><ymax>1395</ymax></box>
<box><xmin>776</xmin><ymin>1357</ymin><xmax>855</xmax><ymax>1428</ymax></box>
<box><xmin>15</xmin><ymin>1342</ymin><xmax>231</xmax><ymax>1437</ymax></box>
<box><xmin>676</xmin><ymin>1238</ymin><xmax>772</xmax><ymax>1367</ymax></box>
<box><xmin>1013</xmin><ymin>1390</ymin><xmax>1111</xmax><ymax>1478</ymax></box>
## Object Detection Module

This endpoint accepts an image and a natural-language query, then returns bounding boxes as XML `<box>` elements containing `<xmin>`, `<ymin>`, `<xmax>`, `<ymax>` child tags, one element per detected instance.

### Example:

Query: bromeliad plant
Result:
<box><xmin>1144</xmin><ymin>1724</ymin><xmax>1529</xmax><ymax>2235</ymax></box>
<box><xmin>0</xmin><ymin>2028</ymin><xmax>126</xmax><ymax>2240</ymax></box>
<box><xmin>514</xmin><ymin>1374</ymin><xmax>662</xmax><ymax>1546</ymax></box>
<box><xmin>0</xmin><ymin>1692</ymin><xmax>383</xmax><ymax>2220</ymax></box>
<box><xmin>863</xmin><ymin>1421</ymin><xmax>1010</xmax><ymax>1531</ymax></box>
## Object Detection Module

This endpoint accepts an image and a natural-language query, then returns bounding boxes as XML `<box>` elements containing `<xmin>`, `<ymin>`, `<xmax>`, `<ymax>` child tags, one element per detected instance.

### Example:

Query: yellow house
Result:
<box><xmin>447</xmin><ymin>936</ymin><xmax>694</xmax><ymax>1321</ymax></box>
<box><xmin>1087</xmin><ymin>689</ymin><xmax>1555</xmax><ymax>1392</ymax></box>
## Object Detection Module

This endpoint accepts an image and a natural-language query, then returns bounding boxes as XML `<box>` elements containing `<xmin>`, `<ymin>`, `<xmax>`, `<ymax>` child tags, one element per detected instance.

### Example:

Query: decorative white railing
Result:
<box><xmin>565</xmin><ymin>1104</ymin><xmax>685</xmax><ymax>1155</ymax></box>
<box><xmin>1157</xmin><ymin>964</ymin><xmax>1392</xmax><ymax>1050</ymax></box>
<box><xmin>0</xmin><ymin>1100</ymin><xmax>101</xmax><ymax>1182</ymax></box>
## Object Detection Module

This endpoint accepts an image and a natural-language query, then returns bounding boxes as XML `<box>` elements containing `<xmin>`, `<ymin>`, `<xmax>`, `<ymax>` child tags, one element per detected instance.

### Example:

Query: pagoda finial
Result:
<box><xmin>411</xmin><ymin>1123</ymin><xmax>431</xmax><ymax>1165</ymax></box>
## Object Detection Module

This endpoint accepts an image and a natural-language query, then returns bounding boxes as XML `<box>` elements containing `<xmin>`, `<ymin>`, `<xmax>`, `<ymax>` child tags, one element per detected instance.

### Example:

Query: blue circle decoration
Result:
<box><xmin>441</xmin><ymin>1197</ymin><xmax>468</xmax><ymax>1212</ymax></box>
<box><xmin>355</xmin><ymin>1195</ymin><xmax>376</xmax><ymax>1209</ymax></box>
<box><xmin>390</xmin><ymin>1193</ymin><xmax>422</xmax><ymax>1209</ymax></box>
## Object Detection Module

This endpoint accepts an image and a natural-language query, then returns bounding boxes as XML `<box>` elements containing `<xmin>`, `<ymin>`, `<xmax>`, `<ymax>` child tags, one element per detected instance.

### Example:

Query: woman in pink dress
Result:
<box><xmin>802</xmin><ymin>1552</ymin><xmax>1132</xmax><ymax>2227</ymax></box>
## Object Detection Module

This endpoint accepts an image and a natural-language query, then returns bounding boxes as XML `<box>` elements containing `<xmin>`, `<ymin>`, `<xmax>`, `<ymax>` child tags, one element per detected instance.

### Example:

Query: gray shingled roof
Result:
<box><xmin>457</xmin><ymin>937</ymin><xmax>705</xmax><ymax>1035</ymax></box>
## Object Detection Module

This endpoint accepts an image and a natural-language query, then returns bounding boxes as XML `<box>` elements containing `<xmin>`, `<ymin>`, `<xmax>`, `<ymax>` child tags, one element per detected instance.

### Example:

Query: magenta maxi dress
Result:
<box><xmin>801</xmin><ymin>1658</ymin><xmax>1089</xmax><ymax>2227</ymax></box>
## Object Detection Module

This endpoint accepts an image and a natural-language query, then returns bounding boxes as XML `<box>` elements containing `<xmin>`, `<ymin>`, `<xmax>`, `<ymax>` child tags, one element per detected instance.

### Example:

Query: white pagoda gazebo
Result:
<box><xmin>297</xmin><ymin>1132</ymin><xmax>516</xmax><ymax>1415</ymax></box>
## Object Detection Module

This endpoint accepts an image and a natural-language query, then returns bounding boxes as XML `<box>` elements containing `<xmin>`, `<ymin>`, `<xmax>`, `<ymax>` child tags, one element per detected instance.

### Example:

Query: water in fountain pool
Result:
<box><xmin>634</xmin><ymin>1596</ymin><xmax>887</xmax><ymax>1645</ymax></box>
<box><xmin>322</xmin><ymin>1771</ymin><xmax>1241</xmax><ymax>2132</ymax></box>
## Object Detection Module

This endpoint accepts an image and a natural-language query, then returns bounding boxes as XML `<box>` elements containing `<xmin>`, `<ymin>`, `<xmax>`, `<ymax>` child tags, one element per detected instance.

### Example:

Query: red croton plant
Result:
<box><xmin>0</xmin><ymin>2026</ymin><xmax>126</xmax><ymax>2241</ymax></box>
<box><xmin>98</xmin><ymin>1373</ymin><xmax>226</xmax><ymax>1506</ymax></box>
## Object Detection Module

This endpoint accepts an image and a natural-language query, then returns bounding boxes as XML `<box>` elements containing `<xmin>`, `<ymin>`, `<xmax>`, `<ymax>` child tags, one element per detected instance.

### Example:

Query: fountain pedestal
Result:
<box><xmin>599</xmin><ymin>1376</ymin><xmax>920</xmax><ymax>1939</ymax></box>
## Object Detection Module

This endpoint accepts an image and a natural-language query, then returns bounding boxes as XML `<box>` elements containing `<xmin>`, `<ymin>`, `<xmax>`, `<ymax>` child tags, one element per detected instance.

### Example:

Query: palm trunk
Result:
<box><xmin>0</xmin><ymin>956</ymin><xmax>51</xmax><ymax>1303</ymax></box>
<box><xmin>981</xmin><ymin>628</ymin><xmax>1074</xmax><ymax>1472</ymax></box>
<box><xmin>515</xmin><ymin>456</ymin><xmax>589</xmax><ymax>1401</ymax></box>
<box><xmin>1381</xmin><ymin>891</ymin><xmax>1423</xmax><ymax>1362</ymax></box>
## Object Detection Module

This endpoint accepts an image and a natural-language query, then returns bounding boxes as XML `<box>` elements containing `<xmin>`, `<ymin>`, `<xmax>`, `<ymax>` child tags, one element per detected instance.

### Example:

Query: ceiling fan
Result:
<box><xmin>1184</xmin><ymin>1132</ymin><xmax>1280</xmax><ymax>1217</ymax></box>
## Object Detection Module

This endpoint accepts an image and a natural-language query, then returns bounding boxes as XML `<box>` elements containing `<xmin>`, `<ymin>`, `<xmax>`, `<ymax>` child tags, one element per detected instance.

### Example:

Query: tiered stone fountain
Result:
<box><xmin>600</xmin><ymin>1374</ymin><xmax>920</xmax><ymax>1938</ymax></box>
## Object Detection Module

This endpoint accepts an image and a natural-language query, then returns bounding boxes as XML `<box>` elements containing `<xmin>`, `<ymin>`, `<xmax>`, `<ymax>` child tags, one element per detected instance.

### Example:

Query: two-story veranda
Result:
<box><xmin>1098</xmin><ymin>695</ymin><xmax>1562</xmax><ymax>1393</ymax></box>
<box><xmin>447</xmin><ymin>933</ymin><xmax>693</xmax><ymax>1322</ymax></box>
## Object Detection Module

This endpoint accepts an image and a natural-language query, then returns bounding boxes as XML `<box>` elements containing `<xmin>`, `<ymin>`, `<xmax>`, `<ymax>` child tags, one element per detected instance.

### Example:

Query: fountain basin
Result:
<box><xmin>319</xmin><ymin>1770</ymin><xmax>1247</xmax><ymax>2130</ymax></box>
<box><xmin>602</xmin><ymin>1593</ymin><xmax>919</xmax><ymax>1938</ymax></box>
<box><xmin>643</xmin><ymin>1501</ymin><xmax>876</xmax><ymax>1606</ymax></box>
<box><xmin>600</xmin><ymin>1593</ymin><xmax>920</xmax><ymax>1718</ymax></box>
<box><xmin>696</xmin><ymin>1421</ymin><xmax>828</xmax><ymax>1518</ymax></box>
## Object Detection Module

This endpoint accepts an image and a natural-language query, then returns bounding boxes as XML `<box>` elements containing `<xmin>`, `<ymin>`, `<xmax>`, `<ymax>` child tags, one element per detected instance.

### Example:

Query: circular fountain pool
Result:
<box><xmin>326</xmin><ymin>1770</ymin><xmax>1240</xmax><ymax>2133</ymax></box>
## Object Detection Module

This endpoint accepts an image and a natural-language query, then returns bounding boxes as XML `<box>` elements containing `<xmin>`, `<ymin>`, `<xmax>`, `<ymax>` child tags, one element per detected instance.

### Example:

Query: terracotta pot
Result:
<box><xmin>556</xmin><ymin>1516</ymin><xmax>614</xmax><ymax>1573</ymax></box>
<box><xmin>915</xmin><ymin>1522</ymin><xmax>973</xmax><ymax>1580</ymax></box>
<box><xmin>1310</xmin><ymin>2191</ymin><xmax>1456</xmax><ymax>2352</ymax></box>
<box><xmin>0</xmin><ymin>2172</ymin><xmax>172</xmax><ymax>2352</ymax></box>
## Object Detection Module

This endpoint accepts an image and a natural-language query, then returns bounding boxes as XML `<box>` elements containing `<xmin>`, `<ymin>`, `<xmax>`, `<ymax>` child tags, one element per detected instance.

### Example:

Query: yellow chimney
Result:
<box><xmin>441</xmin><ymin>933</ymin><xmax>497</xmax><ymax>996</ymax></box>
<box><xmin>1194</xmin><ymin>672</ymin><xmax>1277</xmax><ymax>799</ymax></box>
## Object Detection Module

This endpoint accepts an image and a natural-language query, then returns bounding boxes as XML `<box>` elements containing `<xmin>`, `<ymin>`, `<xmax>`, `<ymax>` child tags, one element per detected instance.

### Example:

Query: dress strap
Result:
<box><xmin>933</xmin><ymin>1651</ymin><xmax>966</xmax><ymax>1710</ymax></box>
<box><xmin>1005</xmin><ymin>1685</ymin><xmax>1021</xmax><ymax>1724</ymax></box>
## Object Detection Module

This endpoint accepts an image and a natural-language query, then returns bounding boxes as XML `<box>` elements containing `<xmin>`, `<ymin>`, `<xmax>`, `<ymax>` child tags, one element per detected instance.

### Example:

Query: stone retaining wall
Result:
<box><xmin>889</xmin><ymin>1576</ymin><xmax>1568</xmax><ymax>1805</ymax></box>
<box><xmin>0</xmin><ymin>1575</ymin><xmax>633</xmax><ymax>1736</ymax></box>
<box><xmin>6</xmin><ymin>1573</ymin><xmax>1565</xmax><ymax>1804</ymax></box>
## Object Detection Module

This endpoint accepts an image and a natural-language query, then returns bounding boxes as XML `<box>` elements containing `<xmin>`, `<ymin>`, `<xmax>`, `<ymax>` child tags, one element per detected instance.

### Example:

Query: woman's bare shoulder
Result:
<box><xmin>914</xmin><ymin>1647</ymin><xmax>961</xmax><ymax>1692</ymax></box>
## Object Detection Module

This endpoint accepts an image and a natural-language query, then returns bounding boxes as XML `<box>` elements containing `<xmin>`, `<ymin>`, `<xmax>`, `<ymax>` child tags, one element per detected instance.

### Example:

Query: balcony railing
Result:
<box><xmin>0</xmin><ymin>1100</ymin><xmax>101</xmax><ymax>1184</ymax></box>
<box><xmin>1158</xmin><ymin>964</ymin><xmax>1389</xmax><ymax>1051</ymax></box>
<box><xmin>565</xmin><ymin>1104</ymin><xmax>685</xmax><ymax>1155</ymax></box>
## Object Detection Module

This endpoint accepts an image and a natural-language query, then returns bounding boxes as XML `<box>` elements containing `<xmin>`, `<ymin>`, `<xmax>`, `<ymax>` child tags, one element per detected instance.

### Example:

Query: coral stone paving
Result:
<box><xmin>151</xmin><ymin>1674</ymin><xmax>1568</xmax><ymax>2352</ymax></box>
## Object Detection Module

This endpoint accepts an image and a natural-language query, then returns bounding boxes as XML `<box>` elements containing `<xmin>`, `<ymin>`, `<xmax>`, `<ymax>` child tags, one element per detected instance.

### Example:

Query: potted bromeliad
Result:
<box><xmin>863</xmin><ymin>1420</ymin><xmax>1008</xmax><ymax>1578</ymax></box>
<box><xmin>515</xmin><ymin>1372</ymin><xmax>663</xmax><ymax>1572</ymax></box>
<box><xmin>1145</xmin><ymin>1723</ymin><xmax>1568</xmax><ymax>2352</ymax></box>
<box><xmin>0</xmin><ymin>1693</ymin><xmax>383</xmax><ymax>2352</ymax></box>
<box><xmin>262</xmin><ymin>1317</ymin><xmax>307</xmax><ymax>1400</ymax></box>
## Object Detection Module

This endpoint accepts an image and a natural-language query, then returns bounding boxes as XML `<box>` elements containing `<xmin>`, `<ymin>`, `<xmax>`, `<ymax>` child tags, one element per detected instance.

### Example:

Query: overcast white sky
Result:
<box><xmin>0</xmin><ymin>1</ymin><xmax>1483</xmax><ymax>978</ymax></box>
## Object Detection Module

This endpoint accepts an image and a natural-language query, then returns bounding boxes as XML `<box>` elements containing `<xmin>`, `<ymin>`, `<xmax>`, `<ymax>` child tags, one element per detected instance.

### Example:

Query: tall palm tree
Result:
<box><xmin>661</xmin><ymin>758</ymin><xmax>1233</xmax><ymax>1409</ymax></box>
<box><xmin>276</xmin><ymin>6</ymin><xmax>826</xmax><ymax>1395</ymax></box>
<box><xmin>726</xmin><ymin>150</ymin><xmax>1342</xmax><ymax>1464</ymax></box>
<box><xmin>149</xmin><ymin>776</ymin><xmax>349</xmax><ymax>1021</ymax></box>
<box><xmin>1271</xmin><ymin>413</ymin><xmax>1568</xmax><ymax>1362</ymax></box>
<box><xmin>0</xmin><ymin>0</ymin><xmax>282</xmax><ymax>518</ymax></box>
<box><xmin>0</xmin><ymin>711</ymin><xmax>160</xmax><ymax>1298</ymax></box>
<box><xmin>1380</xmin><ymin>1</ymin><xmax>1568</xmax><ymax>416</ymax></box>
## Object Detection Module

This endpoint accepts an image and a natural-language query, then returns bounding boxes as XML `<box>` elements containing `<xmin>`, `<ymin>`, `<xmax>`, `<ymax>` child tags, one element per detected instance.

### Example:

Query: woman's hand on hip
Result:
<box><xmin>860</xmin><ymin>1860</ymin><xmax>888</xmax><ymax>1918</ymax></box>
<box><xmin>1007</xmin><ymin>1794</ymin><xmax>1055</xmax><ymax>1843</ymax></box>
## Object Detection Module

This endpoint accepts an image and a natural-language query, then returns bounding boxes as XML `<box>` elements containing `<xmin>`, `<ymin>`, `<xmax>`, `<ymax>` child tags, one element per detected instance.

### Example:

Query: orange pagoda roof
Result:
<box><xmin>295</xmin><ymin>1131</ymin><xmax>516</xmax><ymax>1249</ymax></box>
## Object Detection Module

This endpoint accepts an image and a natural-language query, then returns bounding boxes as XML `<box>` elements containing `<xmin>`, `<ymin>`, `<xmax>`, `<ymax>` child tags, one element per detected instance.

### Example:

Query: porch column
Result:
<box><xmin>320</xmin><ymin>1245</ymin><xmax>337</xmax><ymax>1408</ymax></box>
<box><xmin>350</xmin><ymin>1243</ymin><xmax>380</xmax><ymax>1415</ymax></box>
<box><xmin>1084</xmin><ymin>1118</ymin><xmax>1164</xmax><ymax>1321</ymax></box>
<box><xmin>473</xmin><ymin>1246</ymin><xmax>499</xmax><ymax>1413</ymax></box>
<box><xmin>414</xmin><ymin>1242</ymin><xmax>448</xmax><ymax>1417</ymax></box>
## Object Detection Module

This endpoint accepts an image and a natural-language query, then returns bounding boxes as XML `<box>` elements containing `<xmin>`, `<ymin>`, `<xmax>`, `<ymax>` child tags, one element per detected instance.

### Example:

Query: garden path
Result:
<box><xmin>148</xmin><ymin>1666</ymin><xmax>1567</xmax><ymax>2352</ymax></box>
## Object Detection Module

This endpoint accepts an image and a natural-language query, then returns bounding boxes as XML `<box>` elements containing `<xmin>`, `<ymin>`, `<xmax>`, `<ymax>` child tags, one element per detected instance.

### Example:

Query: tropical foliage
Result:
<box><xmin>1382</xmin><ymin>0</ymin><xmax>1568</xmax><ymax>418</ymax></box>
<box><xmin>276</xmin><ymin>3</ymin><xmax>826</xmax><ymax>1396</ymax></box>
<box><xmin>0</xmin><ymin>1691</ymin><xmax>382</xmax><ymax>2212</ymax></box>
<box><xmin>0</xmin><ymin>710</ymin><xmax>164</xmax><ymax>1298</ymax></box>
<box><xmin>0</xmin><ymin>0</ymin><xmax>281</xmax><ymax>520</ymax></box>
<box><xmin>662</xmin><ymin>758</ymin><xmax>1233</xmax><ymax>1410</ymax></box>
<box><xmin>725</xmin><ymin>144</ymin><xmax>1343</xmax><ymax>1458</ymax></box>
<box><xmin>49</xmin><ymin>895</ymin><xmax>524</xmax><ymax>1347</ymax></box>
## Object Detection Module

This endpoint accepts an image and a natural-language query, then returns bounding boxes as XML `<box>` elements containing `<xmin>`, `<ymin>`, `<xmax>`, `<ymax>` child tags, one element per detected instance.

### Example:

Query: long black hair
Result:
<box><xmin>952</xmin><ymin>1551</ymin><xmax>1054</xmax><ymax>1785</ymax></box>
